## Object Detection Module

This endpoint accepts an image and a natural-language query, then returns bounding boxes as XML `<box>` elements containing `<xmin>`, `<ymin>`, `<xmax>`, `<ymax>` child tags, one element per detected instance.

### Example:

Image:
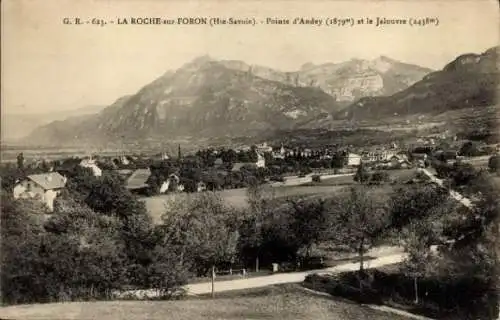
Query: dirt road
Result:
<box><xmin>122</xmin><ymin>246</ymin><xmax>406</xmax><ymax>298</ymax></box>
<box><xmin>420</xmin><ymin>168</ymin><xmax>472</xmax><ymax>208</ymax></box>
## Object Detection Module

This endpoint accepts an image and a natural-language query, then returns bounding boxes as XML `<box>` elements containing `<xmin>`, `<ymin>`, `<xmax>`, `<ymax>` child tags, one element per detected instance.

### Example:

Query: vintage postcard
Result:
<box><xmin>1</xmin><ymin>0</ymin><xmax>499</xmax><ymax>319</ymax></box>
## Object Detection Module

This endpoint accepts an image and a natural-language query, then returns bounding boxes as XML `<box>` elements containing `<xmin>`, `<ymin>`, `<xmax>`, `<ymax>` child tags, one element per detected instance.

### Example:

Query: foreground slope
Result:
<box><xmin>0</xmin><ymin>284</ymin><xmax>409</xmax><ymax>320</ymax></box>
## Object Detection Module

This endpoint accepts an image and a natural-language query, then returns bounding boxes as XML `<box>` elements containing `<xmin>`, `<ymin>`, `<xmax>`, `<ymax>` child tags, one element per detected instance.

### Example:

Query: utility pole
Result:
<box><xmin>211</xmin><ymin>265</ymin><xmax>215</xmax><ymax>299</ymax></box>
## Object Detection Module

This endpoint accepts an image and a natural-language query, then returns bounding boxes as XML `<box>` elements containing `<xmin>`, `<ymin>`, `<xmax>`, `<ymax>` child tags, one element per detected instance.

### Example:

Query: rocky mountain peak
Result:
<box><xmin>179</xmin><ymin>55</ymin><xmax>216</xmax><ymax>72</ymax></box>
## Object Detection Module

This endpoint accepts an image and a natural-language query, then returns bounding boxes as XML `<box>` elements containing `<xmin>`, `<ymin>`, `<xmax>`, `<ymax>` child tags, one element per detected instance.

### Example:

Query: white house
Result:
<box><xmin>272</xmin><ymin>144</ymin><xmax>286</xmax><ymax>159</ymax></box>
<box><xmin>280</xmin><ymin>144</ymin><xmax>286</xmax><ymax>156</ymax></box>
<box><xmin>161</xmin><ymin>152</ymin><xmax>170</xmax><ymax>160</ymax></box>
<box><xmin>272</xmin><ymin>152</ymin><xmax>285</xmax><ymax>160</ymax></box>
<box><xmin>120</xmin><ymin>156</ymin><xmax>130</xmax><ymax>165</ymax></box>
<box><xmin>256</xmin><ymin>142</ymin><xmax>273</xmax><ymax>153</ymax></box>
<box><xmin>347</xmin><ymin>153</ymin><xmax>361</xmax><ymax>167</ymax></box>
<box><xmin>13</xmin><ymin>172</ymin><xmax>67</xmax><ymax>212</ymax></box>
<box><xmin>159</xmin><ymin>173</ymin><xmax>183</xmax><ymax>193</ymax></box>
<box><xmin>80</xmin><ymin>158</ymin><xmax>102</xmax><ymax>177</ymax></box>
<box><xmin>256</xmin><ymin>152</ymin><xmax>266</xmax><ymax>168</ymax></box>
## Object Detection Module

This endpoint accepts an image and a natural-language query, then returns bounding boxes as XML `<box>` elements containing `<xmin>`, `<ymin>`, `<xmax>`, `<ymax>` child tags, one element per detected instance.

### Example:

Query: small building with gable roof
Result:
<box><xmin>13</xmin><ymin>172</ymin><xmax>67</xmax><ymax>211</ymax></box>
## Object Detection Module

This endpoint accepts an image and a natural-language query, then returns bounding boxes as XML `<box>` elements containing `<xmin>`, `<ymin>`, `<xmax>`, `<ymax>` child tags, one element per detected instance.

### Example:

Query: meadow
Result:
<box><xmin>141</xmin><ymin>185</ymin><xmax>346</xmax><ymax>224</ymax></box>
<box><xmin>141</xmin><ymin>169</ymin><xmax>415</xmax><ymax>224</ymax></box>
<box><xmin>0</xmin><ymin>284</ymin><xmax>409</xmax><ymax>320</ymax></box>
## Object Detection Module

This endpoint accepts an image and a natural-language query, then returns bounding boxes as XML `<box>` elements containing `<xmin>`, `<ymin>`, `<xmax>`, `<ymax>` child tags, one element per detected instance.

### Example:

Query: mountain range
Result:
<box><xmin>16</xmin><ymin>47</ymin><xmax>498</xmax><ymax>147</ymax></box>
<box><xmin>217</xmin><ymin>55</ymin><xmax>432</xmax><ymax>102</ymax></box>
<box><xmin>341</xmin><ymin>47</ymin><xmax>499</xmax><ymax>121</ymax></box>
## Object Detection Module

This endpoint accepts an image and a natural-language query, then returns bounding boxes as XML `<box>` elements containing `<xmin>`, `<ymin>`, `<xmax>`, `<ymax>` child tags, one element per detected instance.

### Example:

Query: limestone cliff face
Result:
<box><xmin>333</xmin><ymin>74</ymin><xmax>385</xmax><ymax>101</ymax></box>
<box><xmin>294</xmin><ymin>57</ymin><xmax>431</xmax><ymax>102</ymax></box>
<box><xmin>221</xmin><ymin>56</ymin><xmax>432</xmax><ymax>102</ymax></box>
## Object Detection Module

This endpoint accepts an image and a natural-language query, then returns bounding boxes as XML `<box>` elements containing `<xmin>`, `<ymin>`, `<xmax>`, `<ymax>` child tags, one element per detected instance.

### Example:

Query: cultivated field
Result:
<box><xmin>0</xmin><ymin>284</ymin><xmax>409</xmax><ymax>320</ymax></box>
<box><xmin>141</xmin><ymin>185</ymin><xmax>346</xmax><ymax>224</ymax></box>
<box><xmin>141</xmin><ymin>170</ymin><xmax>415</xmax><ymax>224</ymax></box>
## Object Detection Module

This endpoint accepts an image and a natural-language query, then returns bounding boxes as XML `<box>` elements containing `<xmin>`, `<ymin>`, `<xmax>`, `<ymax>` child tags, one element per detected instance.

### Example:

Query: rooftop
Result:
<box><xmin>27</xmin><ymin>172</ymin><xmax>67</xmax><ymax>190</ymax></box>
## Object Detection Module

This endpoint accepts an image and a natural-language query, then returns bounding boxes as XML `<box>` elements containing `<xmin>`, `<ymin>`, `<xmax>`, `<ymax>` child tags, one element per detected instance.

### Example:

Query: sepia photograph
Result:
<box><xmin>1</xmin><ymin>0</ymin><xmax>499</xmax><ymax>319</ymax></box>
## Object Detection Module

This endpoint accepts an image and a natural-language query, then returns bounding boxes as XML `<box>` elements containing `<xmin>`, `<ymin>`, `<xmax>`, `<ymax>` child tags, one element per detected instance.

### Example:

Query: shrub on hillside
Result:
<box><xmin>353</xmin><ymin>163</ymin><xmax>370</xmax><ymax>184</ymax></box>
<box><xmin>488</xmin><ymin>155</ymin><xmax>500</xmax><ymax>173</ymax></box>
<box><xmin>369</xmin><ymin>171</ymin><xmax>390</xmax><ymax>184</ymax></box>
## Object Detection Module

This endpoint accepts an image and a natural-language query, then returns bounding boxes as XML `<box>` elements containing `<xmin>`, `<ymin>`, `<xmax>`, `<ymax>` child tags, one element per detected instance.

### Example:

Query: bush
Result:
<box><xmin>353</xmin><ymin>169</ymin><xmax>370</xmax><ymax>183</ymax></box>
<box><xmin>312</xmin><ymin>175</ymin><xmax>321</xmax><ymax>183</ymax></box>
<box><xmin>449</xmin><ymin>163</ymin><xmax>478</xmax><ymax>187</ymax></box>
<box><xmin>414</xmin><ymin>170</ymin><xmax>430</xmax><ymax>182</ymax></box>
<box><xmin>370</xmin><ymin>171</ymin><xmax>390</xmax><ymax>183</ymax></box>
<box><xmin>459</xmin><ymin>141</ymin><xmax>482</xmax><ymax>157</ymax></box>
<box><xmin>488</xmin><ymin>155</ymin><xmax>500</xmax><ymax>172</ymax></box>
<box><xmin>304</xmin><ymin>273</ymin><xmax>382</xmax><ymax>304</ymax></box>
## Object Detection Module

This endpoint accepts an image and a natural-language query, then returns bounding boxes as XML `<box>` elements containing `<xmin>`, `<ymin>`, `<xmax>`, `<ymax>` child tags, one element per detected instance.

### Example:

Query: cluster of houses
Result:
<box><xmin>345</xmin><ymin>150</ymin><xmax>412</xmax><ymax>169</ymax></box>
<box><xmin>9</xmin><ymin>142</ymin><xmax>399</xmax><ymax>212</ymax></box>
<box><xmin>10</xmin><ymin>149</ymin><xmax>267</xmax><ymax>212</ymax></box>
<box><xmin>11</xmin><ymin>138</ymin><xmax>499</xmax><ymax>213</ymax></box>
<box><xmin>241</xmin><ymin>142</ymin><xmax>341</xmax><ymax>160</ymax></box>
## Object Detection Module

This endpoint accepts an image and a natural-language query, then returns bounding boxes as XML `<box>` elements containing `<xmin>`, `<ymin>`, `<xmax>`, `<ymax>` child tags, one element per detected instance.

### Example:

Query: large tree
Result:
<box><xmin>353</xmin><ymin>161</ymin><xmax>369</xmax><ymax>183</ymax></box>
<box><xmin>1</xmin><ymin>194</ymin><xmax>47</xmax><ymax>304</ymax></box>
<box><xmin>289</xmin><ymin>199</ymin><xmax>329</xmax><ymax>262</ymax></box>
<box><xmin>400</xmin><ymin>218</ymin><xmax>443</xmax><ymax>304</ymax></box>
<box><xmin>243</xmin><ymin>183</ymin><xmax>268</xmax><ymax>272</ymax></box>
<box><xmin>389</xmin><ymin>184</ymin><xmax>448</xmax><ymax>232</ymax></box>
<box><xmin>331</xmin><ymin>187</ymin><xmax>390</xmax><ymax>278</ymax></box>
<box><xmin>159</xmin><ymin>192</ymin><xmax>240</xmax><ymax>297</ymax></box>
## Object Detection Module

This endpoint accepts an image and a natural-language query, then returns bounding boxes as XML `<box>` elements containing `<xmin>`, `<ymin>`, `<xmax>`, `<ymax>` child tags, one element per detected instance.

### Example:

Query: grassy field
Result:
<box><xmin>0</xmin><ymin>284</ymin><xmax>409</xmax><ymax>320</ymax></box>
<box><xmin>302</xmin><ymin>175</ymin><xmax>356</xmax><ymax>187</ymax></box>
<box><xmin>303</xmin><ymin>169</ymin><xmax>415</xmax><ymax>186</ymax></box>
<box><xmin>141</xmin><ymin>185</ymin><xmax>346</xmax><ymax>224</ymax></box>
<box><xmin>141</xmin><ymin>170</ymin><xmax>415</xmax><ymax>224</ymax></box>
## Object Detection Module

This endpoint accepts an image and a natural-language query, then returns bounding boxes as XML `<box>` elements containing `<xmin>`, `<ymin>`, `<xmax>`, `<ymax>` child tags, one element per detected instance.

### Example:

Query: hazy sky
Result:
<box><xmin>1</xmin><ymin>0</ymin><xmax>498</xmax><ymax>115</ymax></box>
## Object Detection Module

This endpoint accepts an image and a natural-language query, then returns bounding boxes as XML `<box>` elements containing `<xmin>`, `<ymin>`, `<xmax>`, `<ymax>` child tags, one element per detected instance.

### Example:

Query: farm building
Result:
<box><xmin>13</xmin><ymin>172</ymin><xmax>67</xmax><ymax>211</ymax></box>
